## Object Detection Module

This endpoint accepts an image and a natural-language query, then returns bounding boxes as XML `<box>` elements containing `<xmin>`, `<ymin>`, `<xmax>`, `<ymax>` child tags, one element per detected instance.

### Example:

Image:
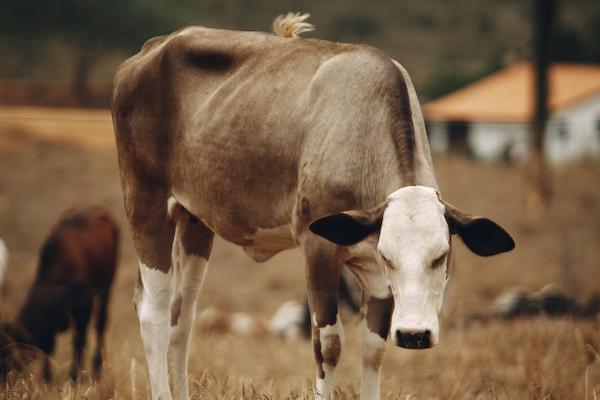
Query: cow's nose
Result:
<box><xmin>395</xmin><ymin>329</ymin><xmax>432</xmax><ymax>349</ymax></box>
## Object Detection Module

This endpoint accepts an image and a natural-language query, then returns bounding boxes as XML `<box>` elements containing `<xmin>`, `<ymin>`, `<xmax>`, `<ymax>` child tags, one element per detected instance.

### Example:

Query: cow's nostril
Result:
<box><xmin>395</xmin><ymin>329</ymin><xmax>403</xmax><ymax>346</ymax></box>
<box><xmin>396</xmin><ymin>329</ymin><xmax>433</xmax><ymax>349</ymax></box>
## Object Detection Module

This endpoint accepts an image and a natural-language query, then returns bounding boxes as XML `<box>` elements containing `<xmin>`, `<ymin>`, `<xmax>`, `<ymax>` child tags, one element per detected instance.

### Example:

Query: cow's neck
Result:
<box><xmin>353</xmin><ymin>116</ymin><xmax>437</xmax><ymax>207</ymax></box>
<box><xmin>362</xmin><ymin>62</ymin><xmax>437</xmax><ymax>201</ymax></box>
<box><xmin>389</xmin><ymin>59</ymin><xmax>438</xmax><ymax>191</ymax></box>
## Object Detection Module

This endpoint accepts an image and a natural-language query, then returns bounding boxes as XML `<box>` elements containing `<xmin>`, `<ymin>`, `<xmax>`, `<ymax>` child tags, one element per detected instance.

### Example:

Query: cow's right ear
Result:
<box><xmin>309</xmin><ymin>202</ymin><xmax>386</xmax><ymax>246</ymax></box>
<box><xmin>442</xmin><ymin>200</ymin><xmax>515</xmax><ymax>257</ymax></box>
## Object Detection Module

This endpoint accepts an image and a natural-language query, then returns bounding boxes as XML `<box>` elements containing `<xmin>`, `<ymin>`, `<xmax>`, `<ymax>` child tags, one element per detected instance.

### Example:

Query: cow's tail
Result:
<box><xmin>273</xmin><ymin>13</ymin><xmax>315</xmax><ymax>38</ymax></box>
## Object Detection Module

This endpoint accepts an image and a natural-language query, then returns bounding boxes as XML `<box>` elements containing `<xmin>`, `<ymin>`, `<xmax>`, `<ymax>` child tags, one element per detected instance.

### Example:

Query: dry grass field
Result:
<box><xmin>0</xmin><ymin>106</ymin><xmax>599</xmax><ymax>399</ymax></box>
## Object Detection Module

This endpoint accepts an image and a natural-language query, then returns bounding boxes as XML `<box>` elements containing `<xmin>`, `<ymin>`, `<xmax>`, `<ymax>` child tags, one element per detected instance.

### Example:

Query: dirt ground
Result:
<box><xmin>0</xmin><ymin>105</ymin><xmax>599</xmax><ymax>399</ymax></box>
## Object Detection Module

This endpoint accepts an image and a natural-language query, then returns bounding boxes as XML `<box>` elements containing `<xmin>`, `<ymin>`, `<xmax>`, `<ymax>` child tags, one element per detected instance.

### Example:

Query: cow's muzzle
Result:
<box><xmin>394</xmin><ymin>329</ymin><xmax>432</xmax><ymax>349</ymax></box>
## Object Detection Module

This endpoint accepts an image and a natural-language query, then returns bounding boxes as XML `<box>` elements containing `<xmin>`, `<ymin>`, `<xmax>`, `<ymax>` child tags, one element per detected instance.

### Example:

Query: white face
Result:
<box><xmin>377</xmin><ymin>186</ymin><xmax>450</xmax><ymax>348</ymax></box>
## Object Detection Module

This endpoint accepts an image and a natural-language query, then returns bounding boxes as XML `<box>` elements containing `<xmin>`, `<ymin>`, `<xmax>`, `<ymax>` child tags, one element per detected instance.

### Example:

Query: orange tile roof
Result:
<box><xmin>423</xmin><ymin>63</ymin><xmax>600</xmax><ymax>123</ymax></box>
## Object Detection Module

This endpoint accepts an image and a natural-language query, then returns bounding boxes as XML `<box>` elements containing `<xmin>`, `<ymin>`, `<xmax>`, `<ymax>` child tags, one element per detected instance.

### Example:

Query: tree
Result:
<box><xmin>1</xmin><ymin>0</ymin><xmax>178</xmax><ymax>104</ymax></box>
<box><xmin>527</xmin><ymin>0</ymin><xmax>554</xmax><ymax>210</ymax></box>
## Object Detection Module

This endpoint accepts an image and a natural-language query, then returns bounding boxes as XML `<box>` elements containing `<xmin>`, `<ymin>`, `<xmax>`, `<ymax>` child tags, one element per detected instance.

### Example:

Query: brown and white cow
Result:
<box><xmin>0</xmin><ymin>207</ymin><xmax>118</xmax><ymax>381</ymax></box>
<box><xmin>112</xmin><ymin>14</ymin><xmax>514</xmax><ymax>400</ymax></box>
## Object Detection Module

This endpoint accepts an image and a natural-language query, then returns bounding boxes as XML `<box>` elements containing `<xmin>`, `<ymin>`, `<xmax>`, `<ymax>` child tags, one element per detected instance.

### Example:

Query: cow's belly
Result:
<box><xmin>167</xmin><ymin>69</ymin><xmax>311</xmax><ymax>257</ymax></box>
<box><xmin>168</xmin><ymin>114</ymin><xmax>302</xmax><ymax>251</ymax></box>
<box><xmin>242</xmin><ymin>224</ymin><xmax>297</xmax><ymax>262</ymax></box>
<box><xmin>171</xmin><ymin>182</ymin><xmax>298</xmax><ymax>261</ymax></box>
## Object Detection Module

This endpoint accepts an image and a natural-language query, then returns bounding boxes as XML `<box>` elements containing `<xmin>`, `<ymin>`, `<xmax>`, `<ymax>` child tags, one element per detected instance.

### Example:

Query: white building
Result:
<box><xmin>423</xmin><ymin>63</ymin><xmax>600</xmax><ymax>164</ymax></box>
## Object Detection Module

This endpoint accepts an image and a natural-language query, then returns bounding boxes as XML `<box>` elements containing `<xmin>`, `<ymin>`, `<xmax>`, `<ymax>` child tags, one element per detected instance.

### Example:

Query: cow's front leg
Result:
<box><xmin>360</xmin><ymin>296</ymin><xmax>393</xmax><ymax>400</ymax></box>
<box><xmin>304</xmin><ymin>241</ymin><xmax>344</xmax><ymax>400</ymax></box>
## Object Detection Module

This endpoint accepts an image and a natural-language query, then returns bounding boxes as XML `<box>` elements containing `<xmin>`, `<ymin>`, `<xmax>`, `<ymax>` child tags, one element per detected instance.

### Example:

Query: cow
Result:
<box><xmin>0</xmin><ymin>207</ymin><xmax>118</xmax><ymax>381</ymax></box>
<box><xmin>492</xmin><ymin>284</ymin><xmax>600</xmax><ymax>320</ymax></box>
<box><xmin>111</xmin><ymin>13</ymin><xmax>515</xmax><ymax>400</ymax></box>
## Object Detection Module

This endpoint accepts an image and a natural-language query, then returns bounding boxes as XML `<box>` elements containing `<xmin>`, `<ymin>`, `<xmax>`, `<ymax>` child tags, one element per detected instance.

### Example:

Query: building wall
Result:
<box><xmin>468</xmin><ymin>122</ymin><xmax>529</xmax><ymax>162</ymax></box>
<box><xmin>426</xmin><ymin>94</ymin><xmax>600</xmax><ymax>164</ymax></box>
<box><xmin>427</xmin><ymin>121</ymin><xmax>449</xmax><ymax>154</ymax></box>
<box><xmin>546</xmin><ymin>94</ymin><xmax>600</xmax><ymax>163</ymax></box>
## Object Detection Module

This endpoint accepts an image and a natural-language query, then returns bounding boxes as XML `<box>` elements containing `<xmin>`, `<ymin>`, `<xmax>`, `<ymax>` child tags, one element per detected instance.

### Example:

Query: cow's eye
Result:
<box><xmin>432</xmin><ymin>254</ymin><xmax>446</xmax><ymax>269</ymax></box>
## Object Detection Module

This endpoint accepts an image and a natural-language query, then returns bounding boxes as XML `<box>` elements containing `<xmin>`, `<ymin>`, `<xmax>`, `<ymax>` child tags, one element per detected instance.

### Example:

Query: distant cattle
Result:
<box><xmin>196</xmin><ymin>307</ymin><xmax>268</xmax><ymax>338</ymax></box>
<box><xmin>197</xmin><ymin>270</ymin><xmax>360</xmax><ymax>341</ymax></box>
<box><xmin>270</xmin><ymin>269</ymin><xmax>361</xmax><ymax>342</ymax></box>
<box><xmin>493</xmin><ymin>283</ymin><xmax>600</xmax><ymax>320</ymax></box>
<box><xmin>0</xmin><ymin>207</ymin><xmax>118</xmax><ymax>381</ymax></box>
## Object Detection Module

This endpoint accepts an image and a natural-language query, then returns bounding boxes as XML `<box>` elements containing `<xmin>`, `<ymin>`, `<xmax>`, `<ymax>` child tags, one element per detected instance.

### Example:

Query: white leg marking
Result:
<box><xmin>360</xmin><ymin>319</ymin><xmax>386</xmax><ymax>400</ymax></box>
<box><xmin>167</xmin><ymin>196</ymin><xmax>178</xmax><ymax>220</ymax></box>
<box><xmin>137</xmin><ymin>262</ymin><xmax>173</xmax><ymax>400</ymax></box>
<box><xmin>315</xmin><ymin>314</ymin><xmax>344</xmax><ymax>400</ymax></box>
<box><xmin>168</xmin><ymin>224</ymin><xmax>208</xmax><ymax>400</ymax></box>
<box><xmin>316</xmin><ymin>365</ymin><xmax>336</xmax><ymax>400</ymax></box>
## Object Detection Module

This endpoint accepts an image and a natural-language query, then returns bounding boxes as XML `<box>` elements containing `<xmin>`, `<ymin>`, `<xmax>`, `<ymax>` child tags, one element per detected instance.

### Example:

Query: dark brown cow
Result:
<box><xmin>0</xmin><ymin>207</ymin><xmax>118</xmax><ymax>381</ymax></box>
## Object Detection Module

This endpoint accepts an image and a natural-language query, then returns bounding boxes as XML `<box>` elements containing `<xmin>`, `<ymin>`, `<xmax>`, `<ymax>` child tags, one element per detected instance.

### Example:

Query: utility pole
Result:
<box><xmin>528</xmin><ymin>0</ymin><xmax>554</xmax><ymax>210</ymax></box>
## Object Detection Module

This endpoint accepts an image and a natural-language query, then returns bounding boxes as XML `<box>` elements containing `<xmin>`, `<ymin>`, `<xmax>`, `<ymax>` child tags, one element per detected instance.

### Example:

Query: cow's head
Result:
<box><xmin>309</xmin><ymin>185</ymin><xmax>514</xmax><ymax>349</ymax></box>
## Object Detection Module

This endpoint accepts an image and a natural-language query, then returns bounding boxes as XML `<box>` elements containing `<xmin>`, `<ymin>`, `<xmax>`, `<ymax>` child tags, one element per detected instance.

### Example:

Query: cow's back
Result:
<box><xmin>112</xmin><ymin>28</ymin><xmax>355</xmax><ymax>239</ymax></box>
<box><xmin>36</xmin><ymin>207</ymin><xmax>118</xmax><ymax>287</ymax></box>
<box><xmin>112</xmin><ymin>26</ymin><xmax>430</xmax><ymax>246</ymax></box>
<box><xmin>112</xmin><ymin>27</ymin><xmax>348</xmax><ymax>178</ymax></box>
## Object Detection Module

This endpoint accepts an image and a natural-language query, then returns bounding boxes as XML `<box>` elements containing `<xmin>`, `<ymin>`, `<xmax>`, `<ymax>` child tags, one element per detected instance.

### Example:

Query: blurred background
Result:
<box><xmin>0</xmin><ymin>0</ymin><xmax>599</xmax><ymax>399</ymax></box>
<box><xmin>1</xmin><ymin>0</ymin><xmax>598</xmax><ymax>106</ymax></box>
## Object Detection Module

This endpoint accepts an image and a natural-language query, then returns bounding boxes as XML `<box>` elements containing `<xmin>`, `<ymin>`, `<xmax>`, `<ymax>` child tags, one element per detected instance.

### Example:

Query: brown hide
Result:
<box><xmin>0</xmin><ymin>207</ymin><xmax>118</xmax><ymax>381</ymax></box>
<box><xmin>112</xmin><ymin>26</ymin><xmax>436</xmax><ymax>271</ymax></box>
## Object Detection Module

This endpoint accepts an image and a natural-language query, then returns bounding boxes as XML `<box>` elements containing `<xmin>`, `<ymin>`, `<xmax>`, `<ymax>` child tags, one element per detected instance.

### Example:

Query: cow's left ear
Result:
<box><xmin>309</xmin><ymin>202</ymin><xmax>387</xmax><ymax>246</ymax></box>
<box><xmin>442</xmin><ymin>200</ymin><xmax>515</xmax><ymax>257</ymax></box>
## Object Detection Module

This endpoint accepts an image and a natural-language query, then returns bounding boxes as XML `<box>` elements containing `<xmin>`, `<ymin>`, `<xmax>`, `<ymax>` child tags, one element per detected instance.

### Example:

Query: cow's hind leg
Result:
<box><xmin>129</xmin><ymin>189</ymin><xmax>176</xmax><ymax>400</ymax></box>
<box><xmin>136</xmin><ymin>261</ymin><xmax>172</xmax><ymax>400</ymax></box>
<box><xmin>303</xmin><ymin>240</ymin><xmax>344</xmax><ymax>400</ymax></box>
<box><xmin>168</xmin><ymin>200</ymin><xmax>213</xmax><ymax>400</ymax></box>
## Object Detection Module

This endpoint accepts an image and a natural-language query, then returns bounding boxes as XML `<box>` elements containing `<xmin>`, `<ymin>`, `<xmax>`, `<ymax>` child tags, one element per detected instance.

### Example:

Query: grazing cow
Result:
<box><xmin>112</xmin><ymin>14</ymin><xmax>515</xmax><ymax>400</ymax></box>
<box><xmin>0</xmin><ymin>207</ymin><xmax>118</xmax><ymax>381</ymax></box>
<box><xmin>493</xmin><ymin>283</ymin><xmax>600</xmax><ymax>320</ymax></box>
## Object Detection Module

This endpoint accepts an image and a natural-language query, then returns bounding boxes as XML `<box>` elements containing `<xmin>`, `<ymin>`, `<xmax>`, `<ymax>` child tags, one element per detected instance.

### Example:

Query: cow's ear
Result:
<box><xmin>309</xmin><ymin>202</ymin><xmax>386</xmax><ymax>246</ymax></box>
<box><xmin>443</xmin><ymin>200</ymin><xmax>515</xmax><ymax>257</ymax></box>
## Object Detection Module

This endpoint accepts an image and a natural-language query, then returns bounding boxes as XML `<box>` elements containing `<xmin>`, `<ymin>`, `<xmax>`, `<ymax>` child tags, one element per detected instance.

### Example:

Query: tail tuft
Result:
<box><xmin>273</xmin><ymin>12</ymin><xmax>315</xmax><ymax>38</ymax></box>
